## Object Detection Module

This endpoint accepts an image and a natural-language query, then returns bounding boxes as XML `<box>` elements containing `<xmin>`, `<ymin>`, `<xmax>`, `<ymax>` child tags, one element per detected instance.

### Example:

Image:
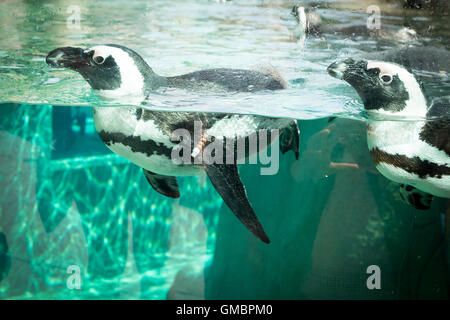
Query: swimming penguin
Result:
<box><xmin>46</xmin><ymin>44</ymin><xmax>300</xmax><ymax>243</ymax></box>
<box><xmin>291</xmin><ymin>5</ymin><xmax>418</xmax><ymax>43</ymax></box>
<box><xmin>327</xmin><ymin>59</ymin><xmax>450</xmax><ymax>209</ymax></box>
<box><xmin>291</xmin><ymin>5</ymin><xmax>322</xmax><ymax>37</ymax></box>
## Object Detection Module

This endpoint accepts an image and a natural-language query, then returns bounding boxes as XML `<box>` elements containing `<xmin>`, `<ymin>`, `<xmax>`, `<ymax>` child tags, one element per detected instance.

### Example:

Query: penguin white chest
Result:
<box><xmin>367</xmin><ymin>120</ymin><xmax>450</xmax><ymax>198</ymax></box>
<box><xmin>92</xmin><ymin>107</ymin><xmax>203</xmax><ymax>176</ymax></box>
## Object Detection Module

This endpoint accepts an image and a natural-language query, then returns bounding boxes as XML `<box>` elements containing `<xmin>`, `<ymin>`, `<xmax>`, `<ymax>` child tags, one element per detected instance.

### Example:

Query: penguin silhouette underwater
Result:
<box><xmin>46</xmin><ymin>44</ymin><xmax>300</xmax><ymax>243</ymax></box>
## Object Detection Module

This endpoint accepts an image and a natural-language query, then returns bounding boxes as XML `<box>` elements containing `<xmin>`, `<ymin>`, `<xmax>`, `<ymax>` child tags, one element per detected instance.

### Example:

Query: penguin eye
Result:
<box><xmin>380</xmin><ymin>74</ymin><xmax>393</xmax><ymax>85</ymax></box>
<box><xmin>93</xmin><ymin>55</ymin><xmax>105</xmax><ymax>64</ymax></box>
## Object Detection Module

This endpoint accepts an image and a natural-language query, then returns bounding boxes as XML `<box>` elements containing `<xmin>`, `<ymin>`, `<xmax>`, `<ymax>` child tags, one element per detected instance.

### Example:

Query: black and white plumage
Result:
<box><xmin>46</xmin><ymin>44</ymin><xmax>300</xmax><ymax>243</ymax></box>
<box><xmin>327</xmin><ymin>59</ymin><xmax>449</xmax><ymax>208</ymax></box>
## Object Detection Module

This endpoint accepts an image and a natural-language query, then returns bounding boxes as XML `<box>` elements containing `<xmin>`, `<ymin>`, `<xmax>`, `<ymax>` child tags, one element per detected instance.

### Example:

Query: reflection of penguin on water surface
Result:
<box><xmin>46</xmin><ymin>44</ymin><xmax>300</xmax><ymax>243</ymax></box>
<box><xmin>328</xmin><ymin>59</ymin><xmax>450</xmax><ymax>209</ymax></box>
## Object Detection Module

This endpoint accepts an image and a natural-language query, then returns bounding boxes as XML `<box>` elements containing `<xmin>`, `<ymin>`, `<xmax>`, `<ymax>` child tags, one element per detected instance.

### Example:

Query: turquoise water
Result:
<box><xmin>0</xmin><ymin>0</ymin><xmax>449</xmax><ymax>299</ymax></box>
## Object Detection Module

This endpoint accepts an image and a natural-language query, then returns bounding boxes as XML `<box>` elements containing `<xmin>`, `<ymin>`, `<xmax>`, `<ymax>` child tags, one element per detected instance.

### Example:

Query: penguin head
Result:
<box><xmin>327</xmin><ymin>58</ymin><xmax>427</xmax><ymax>119</ymax></box>
<box><xmin>291</xmin><ymin>5</ymin><xmax>321</xmax><ymax>34</ymax></box>
<box><xmin>46</xmin><ymin>44</ymin><xmax>154</xmax><ymax>99</ymax></box>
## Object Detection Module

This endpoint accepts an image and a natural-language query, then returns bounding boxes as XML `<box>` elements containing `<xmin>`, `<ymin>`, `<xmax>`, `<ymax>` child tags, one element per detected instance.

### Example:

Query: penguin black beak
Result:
<box><xmin>46</xmin><ymin>47</ymin><xmax>93</xmax><ymax>69</ymax></box>
<box><xmin>327</xmin><ymin>60</ymin><xmax>350</xmax><ymax>80</ymax></box>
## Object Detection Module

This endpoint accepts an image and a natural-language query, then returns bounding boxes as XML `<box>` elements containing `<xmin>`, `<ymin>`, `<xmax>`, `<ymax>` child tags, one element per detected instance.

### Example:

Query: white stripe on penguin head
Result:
<box><xmin>366</xmin><ymin>61</ymin><xmax>427</xmax><ymax>119</ymax></box>
<box><xmin>297</xmin><ymin>7</ymin><xmax>307</xmax><ymax>32</ymax></box>
<box><xmin>90</xmin><ymin>45</ymin><xmax>145</xmax><ymax>99</ymax></box>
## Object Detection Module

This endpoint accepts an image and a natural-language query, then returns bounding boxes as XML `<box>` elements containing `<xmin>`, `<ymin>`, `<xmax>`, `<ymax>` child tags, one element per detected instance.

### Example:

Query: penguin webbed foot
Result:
<box><xmin>399</xmin><ymin>184</ymin><xmax>433</xmax><ymax>210</ymax></box>
<box><xmin>143</xmin><ymin>169</ymin><xmax>180</xmax><ymax>198</ymax></box>
<box><xmin>280</xmin><ymin>121</ymin><xmax>300</xmax><ymax>160</ymax></box>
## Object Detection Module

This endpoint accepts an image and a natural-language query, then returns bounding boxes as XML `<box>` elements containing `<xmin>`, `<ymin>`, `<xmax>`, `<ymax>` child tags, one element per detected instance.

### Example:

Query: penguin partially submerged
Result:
<box><xmin>291</xmin><ymin>5</ymin><xmax>418</xmax><ymax>43</ymax></box>
<box><xmin>327</xmin><ymin>58</ymin><xmax>450</xmax><ymax>209</ymax></box>
<box><xmin>46</xmin><ymin>44</ymin><xmax>300</xmax><ymax>243</ymax></box>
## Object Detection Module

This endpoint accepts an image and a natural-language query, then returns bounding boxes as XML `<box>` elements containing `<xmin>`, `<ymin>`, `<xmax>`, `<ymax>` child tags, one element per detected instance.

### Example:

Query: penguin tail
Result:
<box><xmin>251</xmin><ymin>63</ymin><xmax>288</xmax><ymax>89</ymax></box>
<box><xmin>280</xmin><ymin>120</ymin><xmax>300</xmax><ymax>160</ymax></box>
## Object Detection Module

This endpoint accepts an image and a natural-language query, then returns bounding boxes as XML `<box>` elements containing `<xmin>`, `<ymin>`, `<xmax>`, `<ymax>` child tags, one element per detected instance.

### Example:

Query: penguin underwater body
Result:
<box><xmin>46</xmin><ymin>44</ymin><xmax>300</xmax><ymax>243</ymax></box>
<box><xmin>327</xmin><ymin>59</ymin><xmax>450</xmax><ymax>209</ymax></box>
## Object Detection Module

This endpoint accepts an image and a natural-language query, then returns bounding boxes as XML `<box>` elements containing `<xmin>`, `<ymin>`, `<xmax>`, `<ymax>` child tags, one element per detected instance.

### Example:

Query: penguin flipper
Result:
<box><xmin>280</xmin><ymin>120</ymin><xmax>300</xmax><ymax>160</ymax></box>
<box><xmin>420</xmin><ymin>97</ymin><xmax>450</xmax><ymax>156</ymax></box>
<box><xmin>143</xmin><ymin>169</ymin><xmax>180</xmax><ymax>199</ymax></box>
<box><xmin>399</xmin><ymin>184</ymin><xmax>433</xmax><ymax>210</ymax></box>
<box><xmin>204</xmin><ymin>163</ymin><xmax>270</xmax><ymax>244</ymax></box>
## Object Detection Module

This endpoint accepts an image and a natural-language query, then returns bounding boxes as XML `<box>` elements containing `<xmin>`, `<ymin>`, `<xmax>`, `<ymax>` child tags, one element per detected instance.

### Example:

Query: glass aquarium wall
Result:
<box><xmin>1</xmin><ymin>104</ymin><xmax>447</xmax><ymax>299</ymax></box>
<box><xmin>0</xmin><ymin>0</ymin><xmax>449</xmax><ymax>299</ymax></box>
